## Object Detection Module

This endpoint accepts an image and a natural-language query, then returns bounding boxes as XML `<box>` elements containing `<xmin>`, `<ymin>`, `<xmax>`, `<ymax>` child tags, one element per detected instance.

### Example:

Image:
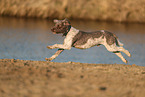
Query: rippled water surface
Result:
<box><xmin>0</xmin><ymin>17</ymin><xmax>145</xmax><ymax>66</ymax></box>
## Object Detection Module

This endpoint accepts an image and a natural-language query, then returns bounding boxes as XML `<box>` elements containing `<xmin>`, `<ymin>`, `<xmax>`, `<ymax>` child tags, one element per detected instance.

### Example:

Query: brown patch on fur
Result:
<box><xmin>72</xmin><ymin>31</ymin><xmax>103</xmax><ymax>46</ymax></box>
<box><xmin>103</xmin><ymin>31</ymin><xmax>118</xmax><ymax>45</ymax></box>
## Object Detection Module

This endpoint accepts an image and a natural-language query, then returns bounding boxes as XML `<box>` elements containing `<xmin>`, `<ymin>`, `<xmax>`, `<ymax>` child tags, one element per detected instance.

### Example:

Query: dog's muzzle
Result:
<box><xmin>51</xmin><ymin>28</ymin><xmax>57</xmax><ymax>34</ymax></box>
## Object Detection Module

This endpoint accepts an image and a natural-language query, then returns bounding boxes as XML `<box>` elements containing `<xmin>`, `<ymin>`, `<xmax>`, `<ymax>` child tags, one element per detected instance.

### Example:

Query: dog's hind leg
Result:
<box><xmin>117</xmin><ymin>47</ymin><xmax>131</xmax><ymax>57</ymax></box>
<box><xmin>114</xmin><ymin>52</ymin><xmax>128</xmax><ymax>63</ymax></box>
<box><xmin>45</xmin><ymin>49</ymin><xmax>64</xmax><ymax>61</ymax></box>
<box><xmin>104</xmin><ymin>44</ymin><xmax>128</xmax><ymax>63</ymax></box>
<box><xmin>117</xmin><ymin>39</ymin><xmax>124</xmax><ymax>46</ymax></box>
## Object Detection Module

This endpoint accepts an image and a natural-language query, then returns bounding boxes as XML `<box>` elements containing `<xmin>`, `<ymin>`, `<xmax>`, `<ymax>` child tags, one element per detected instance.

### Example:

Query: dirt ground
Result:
<box><xmin>0</xmin><ymin>59</ymin><xmax>145</xmax><ymax>97</ymax></box>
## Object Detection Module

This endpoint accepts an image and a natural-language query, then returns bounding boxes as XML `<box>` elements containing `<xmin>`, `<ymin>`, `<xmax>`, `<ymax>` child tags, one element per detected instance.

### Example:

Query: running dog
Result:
<box><xmin>45</xmin><ymin>18</ymin><xmax>131</xmax><ymax>63</ymax></box>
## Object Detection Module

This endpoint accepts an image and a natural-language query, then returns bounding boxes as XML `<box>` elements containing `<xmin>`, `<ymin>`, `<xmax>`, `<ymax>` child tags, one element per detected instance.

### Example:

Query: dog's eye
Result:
<box><xmin>57</xmin><ymin>25</ymin><xmax>61</xmax><ymax>28</ymax></box>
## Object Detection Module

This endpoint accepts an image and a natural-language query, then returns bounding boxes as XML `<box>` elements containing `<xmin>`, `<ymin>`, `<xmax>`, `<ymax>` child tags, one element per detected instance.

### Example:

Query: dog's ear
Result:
<box><xmin>54</xmin><ymin>19</ymin><xmax>59</xmax><ymax>23</ymax></box>
<box><xmin>63</xmin><ymin>18</ymin><xmax>70</xmax><ymax>25</ymax></box>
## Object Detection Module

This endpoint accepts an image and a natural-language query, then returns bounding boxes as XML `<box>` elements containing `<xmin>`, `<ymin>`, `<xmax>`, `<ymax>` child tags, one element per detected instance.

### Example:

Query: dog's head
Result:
<box><xmin>51</xmin><ymin>18</ymin><xmax>71</xmax><ymax>36</ymax></box>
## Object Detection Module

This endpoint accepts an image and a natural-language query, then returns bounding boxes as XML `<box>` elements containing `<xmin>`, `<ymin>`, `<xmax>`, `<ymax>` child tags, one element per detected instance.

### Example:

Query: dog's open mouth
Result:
<box><xmin>53</xmin><ymin>32</ymin><xmax>57</xmax><ymax>34</ymax></box>
<box><xmin>51</xmin><ymin>28</ymin><xmax>60</xmax><ymax>34</ymax></box>
<box><xmin>52</xmin><ymin>31</ymin><xmax>62</xmax><ymax>34</ymax></box>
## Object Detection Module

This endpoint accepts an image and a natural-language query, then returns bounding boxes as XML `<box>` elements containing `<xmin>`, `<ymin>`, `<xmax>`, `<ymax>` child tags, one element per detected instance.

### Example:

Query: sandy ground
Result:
<box><xmin>0</xmin><ymin>59</ymin><xmax>145</xmax><ymax>97</ymax></box>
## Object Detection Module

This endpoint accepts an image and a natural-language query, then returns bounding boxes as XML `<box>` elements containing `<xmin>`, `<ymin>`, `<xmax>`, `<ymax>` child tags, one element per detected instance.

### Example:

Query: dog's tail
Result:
<box><xmin>116</xmin><ymin>39</ymin><xmax>124</xmax><ymax>47</ymax></box>
<box><xmin>111</xmin><ymin>33</ymin><xmax>124</xmax><ymax>47</ymax></box>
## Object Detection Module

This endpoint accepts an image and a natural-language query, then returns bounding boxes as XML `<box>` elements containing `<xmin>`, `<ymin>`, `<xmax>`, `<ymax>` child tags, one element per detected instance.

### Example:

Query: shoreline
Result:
<box><xmin>0</xmin><ymin>59</ymin><xmax>145</xmax><ymax>97</ymax></box>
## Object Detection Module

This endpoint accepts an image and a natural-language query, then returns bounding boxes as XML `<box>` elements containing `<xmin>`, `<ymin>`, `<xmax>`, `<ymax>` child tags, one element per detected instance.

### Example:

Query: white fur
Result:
<box><xmin>63</xmin><ymin>27</ymin><xmax>79</xmax><ymax>49</ymax></box>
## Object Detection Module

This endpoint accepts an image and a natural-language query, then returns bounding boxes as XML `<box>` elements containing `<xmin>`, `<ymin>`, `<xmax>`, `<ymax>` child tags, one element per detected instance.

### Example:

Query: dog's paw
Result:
<box><xmin>124</xmin><ymin>59</ymin><xmax>128</xmax><ymax>64</ymax></box>
<box><xmin>128</xmin><ymin>52</ymin><xmax>131</xmax><ymax>57</ymax></box>
<box><xmin>45</xmin><ymin>58</ymin><xmax>53</xmax><ymax>61</ymax></box>
<box><xmin>47</xmin><ymin>46</ymin><xmax>53</xmax><ymax>49</ymax></box>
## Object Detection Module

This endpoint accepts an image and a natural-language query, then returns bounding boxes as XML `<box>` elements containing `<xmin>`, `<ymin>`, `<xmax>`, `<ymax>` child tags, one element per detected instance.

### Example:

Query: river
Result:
<box><xmin>0</xmin><ymin>17</ymin><xmax>145</xmax><ymax>66</ymax></box>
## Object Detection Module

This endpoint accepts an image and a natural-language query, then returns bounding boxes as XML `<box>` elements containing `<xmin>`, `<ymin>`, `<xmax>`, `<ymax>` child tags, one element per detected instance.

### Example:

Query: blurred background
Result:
<box><xmin>0</xmin><ymin>0</ymin><xmax>145</xmax><ymax>22</ymax></box>
<box><xmin>0</xmin><ymin>0</ymin><xmax>145</xmax><ymax>66</ymax></box>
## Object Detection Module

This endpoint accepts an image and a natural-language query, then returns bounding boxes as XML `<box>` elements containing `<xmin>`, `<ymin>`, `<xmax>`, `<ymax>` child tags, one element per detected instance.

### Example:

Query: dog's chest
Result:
<box><xmin>63</xmin><ymin>27</ymin><xmax>79</xmax><ymax>46</ymax></box>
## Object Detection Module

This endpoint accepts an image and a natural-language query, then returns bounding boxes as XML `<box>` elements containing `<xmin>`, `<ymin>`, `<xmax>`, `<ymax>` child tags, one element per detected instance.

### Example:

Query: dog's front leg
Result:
<box><xmin>47</xmin><ymin>44</ymin><xmax>71</xmax><ymax>50</ymax></box>
<box><xmin>45</xmin><ymin>49</ymin><xmax>64</xmax><ymax>61</ymax></box>
<box><xmin>46</xmin><ymin>42</ymin><xmax>72</xmax><ymax>61</ymax></box>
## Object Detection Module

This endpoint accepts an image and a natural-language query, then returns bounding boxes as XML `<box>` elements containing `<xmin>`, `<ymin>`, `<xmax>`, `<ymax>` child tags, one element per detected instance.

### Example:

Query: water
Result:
<box><xmin>0</xmin><ymin>17</ymin><xmax>145</xmax><ymax>66</ymax></box>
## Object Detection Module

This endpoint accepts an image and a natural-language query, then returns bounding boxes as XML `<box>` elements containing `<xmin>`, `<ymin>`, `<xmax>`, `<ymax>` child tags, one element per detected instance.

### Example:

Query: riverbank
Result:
<box><xmin>0</xmin><ymin>59</ymin><xmax>145</xmax><ymax>97</ymax></box>
<box><xmin>0</xmin><ymin>0</ymin><xmax>145</xmax><ymax>23</ymax></box>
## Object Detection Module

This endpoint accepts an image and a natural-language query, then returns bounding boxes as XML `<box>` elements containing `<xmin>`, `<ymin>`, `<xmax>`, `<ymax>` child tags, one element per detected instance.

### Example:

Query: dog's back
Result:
<box><xmin>72</xmin><ymin>30</ymin><xmax>120</xmax><ymax>47</ymax></box>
